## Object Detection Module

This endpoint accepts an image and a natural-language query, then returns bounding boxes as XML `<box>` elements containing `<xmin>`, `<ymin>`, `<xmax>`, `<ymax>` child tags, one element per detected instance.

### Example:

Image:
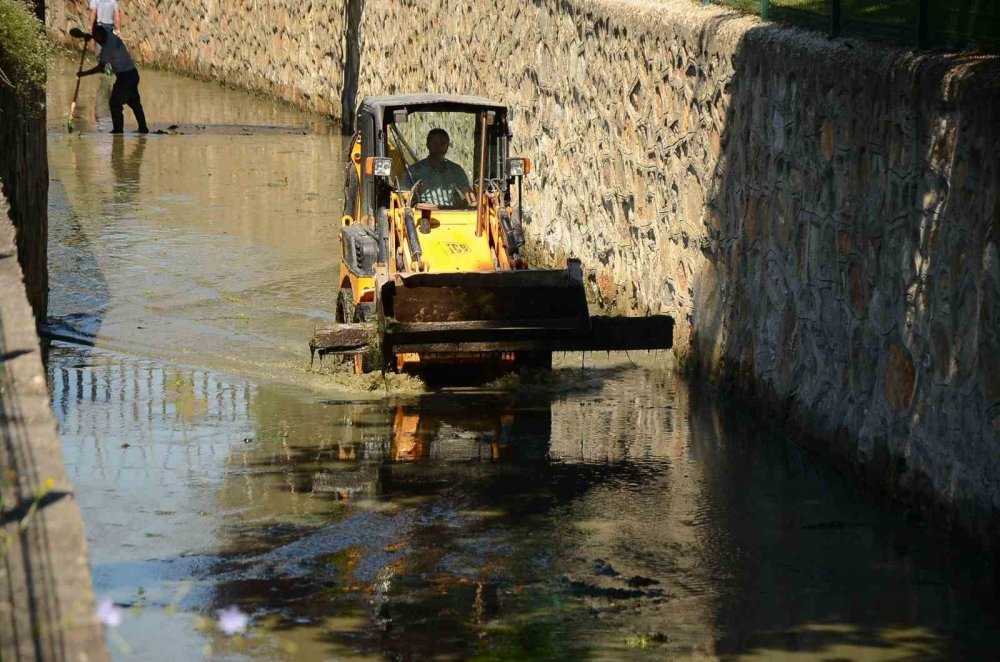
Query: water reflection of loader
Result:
<box><xmin>390</xmin><ymin>401</ymin><xmax>549</xmax><ymax>462</ymax></box>
<box><xmin>212</xmin><ymin>378</ymin><xmax>673</xmax><ymax>659</ymax></box>
<box><xmin>322</xmin><ymin>397</ymin><xmax>553</xmax><ymax>500</ymax></box>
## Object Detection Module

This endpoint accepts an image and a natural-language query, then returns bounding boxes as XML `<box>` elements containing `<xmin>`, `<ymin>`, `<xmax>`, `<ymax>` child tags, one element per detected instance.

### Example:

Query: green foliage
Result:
<box><xmin>0</xmin><ymin>0</ymin><xmax>49</xmax><ymax>106</ymax></box>
<box><xmin>706</xmin><ymin>0</ymin><xmax>1000</xmax><ymax>51</ymax></box>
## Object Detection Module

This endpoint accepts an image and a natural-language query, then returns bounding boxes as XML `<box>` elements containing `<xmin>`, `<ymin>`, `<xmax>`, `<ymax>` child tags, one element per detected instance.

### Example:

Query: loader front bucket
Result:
<box><xmin>380</xmin><ymin>260</ymin><xmax>591</xmax><ymax>355</ymax></box>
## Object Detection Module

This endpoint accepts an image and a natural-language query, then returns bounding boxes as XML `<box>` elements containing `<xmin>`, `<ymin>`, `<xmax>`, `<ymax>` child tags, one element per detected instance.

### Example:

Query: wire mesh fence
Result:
<box><xmin>704</xmin><ymin>0</ymin><xmax>1000</xmax><ymax>51</ymax></box>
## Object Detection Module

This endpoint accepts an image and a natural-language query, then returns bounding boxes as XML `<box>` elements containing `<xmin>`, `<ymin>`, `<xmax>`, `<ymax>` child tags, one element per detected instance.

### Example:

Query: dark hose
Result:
<box><xmin>403</xmin><ymin>208</ymin><xmax>422</xmax><ymax>262</ymax></box>
<box><xmin>499</xmin><ymin>208</ymin><xmax>521</xmax><ymax>253</ymax></box>
<box><xmin>376</xmin><ymin>208</ymin><xmax>388</xmax><ymax>263</ymax></box>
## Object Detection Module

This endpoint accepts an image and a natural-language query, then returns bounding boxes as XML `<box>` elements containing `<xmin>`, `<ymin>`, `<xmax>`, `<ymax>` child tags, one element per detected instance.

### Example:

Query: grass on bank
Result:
<box><xmin>716</xmin><ymin>0</ymin><xmax>915</xmax><ymax>23</ymax></box>
<box><xmin>706</xmin><ymin>0</ymin><xmax>1000</xmax><ymax>50</ymax></box>
<box><xmin>0</xmin><ymin>0</ymin><xmax>49</xmax><ymax>109</ymax></box>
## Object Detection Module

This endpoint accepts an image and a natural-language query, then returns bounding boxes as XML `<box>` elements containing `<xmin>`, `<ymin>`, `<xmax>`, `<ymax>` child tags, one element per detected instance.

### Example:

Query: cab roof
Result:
<box><xmin>359</xmin><ymin>94</ymin><xmax>507</xmax><ymax>127</ymax></box>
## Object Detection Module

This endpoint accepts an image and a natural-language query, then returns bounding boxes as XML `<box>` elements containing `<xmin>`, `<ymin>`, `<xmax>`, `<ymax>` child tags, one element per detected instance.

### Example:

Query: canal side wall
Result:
<box><xmin>46</xmin><ymin>0</ymin><xmax>350</xmax><ymax>117</ymax></box>
<box><xmin>357</xmin><ymin>1</ymin><xmax>1000</xmax><ymax>543</ymax></box>
<box><xmin>44</xmin><ymin>0</ymin><xmax>1000</xmax><ymax>542</ymax></box>
<box><xmin>0</xmin><ymin>66</ymin><xmax>48</xmax><ymax>321</ymax></box>
<box><xmin>1</xmin><ymin>194</ymin><xmax>108</xmax><ymax>661</ymax></box>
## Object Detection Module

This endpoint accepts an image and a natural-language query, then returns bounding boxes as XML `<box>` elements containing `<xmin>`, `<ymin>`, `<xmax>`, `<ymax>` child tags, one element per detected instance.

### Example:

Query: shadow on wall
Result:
<box><xmin>692</xmin><ymin>16</ymin><xmax>1000</xmax><ymax>543</ymax></box>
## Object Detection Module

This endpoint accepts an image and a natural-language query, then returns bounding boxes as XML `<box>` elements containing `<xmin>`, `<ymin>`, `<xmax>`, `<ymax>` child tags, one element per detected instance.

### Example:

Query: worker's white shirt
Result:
<box><xmin>97</xmin><ymin>34</ymin><xmax>135</xmax><ymax>74</ymax></box>
<box><xmin>89</xmin><ymin>0</ymin><xmax>116</xmax><ymax>25</ymax></box>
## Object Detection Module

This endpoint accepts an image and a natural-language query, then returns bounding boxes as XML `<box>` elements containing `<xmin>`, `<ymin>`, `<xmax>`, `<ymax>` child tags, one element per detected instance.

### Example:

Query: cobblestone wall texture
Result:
<box><xmin>356</xmin><ymin>0</ymin><xmax>1000</xmax><ymax>539</ymax></box>
<box><xmin>46</xmin><ymin>0</ymin><xmax>1000</xmax><ymax>540</ymax></box>
<box><xmin>47</xmin><ymin>0</ymin><xmax>349</xmax><ymax>115</ymax></box>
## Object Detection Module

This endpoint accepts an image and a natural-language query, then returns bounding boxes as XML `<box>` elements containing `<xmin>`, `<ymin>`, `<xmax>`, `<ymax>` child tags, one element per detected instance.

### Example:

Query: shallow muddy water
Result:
<box><xmin>45</xmin><ymin>55</ymin><xmax>1000</xmax><ymax>660</ymax></box>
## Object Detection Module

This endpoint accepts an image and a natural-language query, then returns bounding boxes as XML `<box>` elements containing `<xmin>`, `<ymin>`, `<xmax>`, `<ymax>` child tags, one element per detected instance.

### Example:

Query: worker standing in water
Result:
<box><xmin>77</xmin><ymin>26</ymin><xmax>149</xmax><ymax>134</ymax></box>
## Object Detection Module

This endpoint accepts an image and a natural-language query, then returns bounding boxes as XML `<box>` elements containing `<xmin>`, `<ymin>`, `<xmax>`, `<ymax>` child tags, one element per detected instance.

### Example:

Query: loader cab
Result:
<box><xmin>351</xmin><ymin>94</ymin><xmax>513</xmax><ymax>224</ymax></box>
<box><xmin>337</xmin><ymin>94</ymin><xmax>541</xmax><ymax>373</ymax></box>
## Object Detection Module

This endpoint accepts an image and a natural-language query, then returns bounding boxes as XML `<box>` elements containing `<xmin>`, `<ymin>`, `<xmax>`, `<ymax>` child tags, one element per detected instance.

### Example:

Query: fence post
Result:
<box><xmin>917</xmin><ymin>0</ymin><xmax>930</xmax><ymax>48</ymax></box>
<box><xmin>761</xmin><ymin>0</ymin><xmax>770</xmax><ymax>20</ymax></box>
<box><xmin>830</xmin><ymin>0</ymin><xmax>842</xmax><ymax>37</ymax></box>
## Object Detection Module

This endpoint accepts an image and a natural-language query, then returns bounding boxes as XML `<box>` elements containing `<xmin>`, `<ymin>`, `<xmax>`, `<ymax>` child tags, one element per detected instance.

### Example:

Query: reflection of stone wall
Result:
<box><xmin>47</xmin><ymin>0</ymin><xmax>348</xmax><ymax>116</ymax></box>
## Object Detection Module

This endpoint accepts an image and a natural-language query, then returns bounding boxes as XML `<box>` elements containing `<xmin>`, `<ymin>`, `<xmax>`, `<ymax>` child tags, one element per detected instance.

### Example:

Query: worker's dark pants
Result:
<box><xmin>109</xmin><ymin>68</ymin><xmax>148</xmax><ymax>133</ymax></box>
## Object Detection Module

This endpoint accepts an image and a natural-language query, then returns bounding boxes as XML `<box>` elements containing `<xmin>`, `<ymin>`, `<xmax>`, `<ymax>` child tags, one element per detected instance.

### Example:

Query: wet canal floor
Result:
<box><xmin>44</xmin><ymin>55</ymin><xmax>999</xmax><ymax>660</ymax></box>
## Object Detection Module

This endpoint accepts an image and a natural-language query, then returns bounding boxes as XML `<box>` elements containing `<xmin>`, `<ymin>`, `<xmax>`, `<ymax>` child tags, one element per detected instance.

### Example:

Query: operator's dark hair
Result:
<box><xmin>427</xmin><ymin>128</ymin><xmax>449</xmax><ymax>141</ymax></box>
<box><xmin>93</xmin><ymin>25</ymin><xmax>108</xmax><ymax>38</ymax></box>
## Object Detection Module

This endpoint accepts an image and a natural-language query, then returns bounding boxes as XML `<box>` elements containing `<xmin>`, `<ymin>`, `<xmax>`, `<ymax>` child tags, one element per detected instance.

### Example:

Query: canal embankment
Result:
<box><xmin>1</xmin><ymin>190</ymin><xmax>107</xmax><ymax>660</ymax></box>
<box><xmin>44</xmin><ymin>0</ymin><xmax>1000</xmax><ymax>546</ymax></box>
<box><xmin>1</xmin><ymin>0</ymin><xmax>48</xmax><ymax>319</ymax></box>
<box><xmin>2</xmin><ymin>0</ymin><xmax>106</xmax><ymax>657</ymax></box>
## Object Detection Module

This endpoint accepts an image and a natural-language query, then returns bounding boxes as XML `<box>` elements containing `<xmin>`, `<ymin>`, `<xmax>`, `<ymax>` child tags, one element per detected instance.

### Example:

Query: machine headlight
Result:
<box><xmin>365</xmin><ymin>157</ymin><xmax>392</xmax><ymax>177</ymax></box>
<box><xmin>507</xmin><ymin>157</ymin><xmax>531</xmax><ymax>177</ymax></box>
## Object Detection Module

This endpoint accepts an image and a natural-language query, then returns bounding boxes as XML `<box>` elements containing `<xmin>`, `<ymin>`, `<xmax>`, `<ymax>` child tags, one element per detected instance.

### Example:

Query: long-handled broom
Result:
<box><xmin>67</xmin><ymin>28</ymin><xmax>91</xmax><ymax>133</ymax></box>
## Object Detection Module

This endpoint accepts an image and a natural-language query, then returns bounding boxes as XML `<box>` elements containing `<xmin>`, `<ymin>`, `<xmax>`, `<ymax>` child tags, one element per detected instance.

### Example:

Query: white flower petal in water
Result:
<box><xmin>216</xmin><ymin>606</ymin><xmax>249</xmax><ymax>636</ymax></box>
<box><xmin>96</xmin><ymin>599</ymin><xmax>123</xmax><ymax>628</ymax></box>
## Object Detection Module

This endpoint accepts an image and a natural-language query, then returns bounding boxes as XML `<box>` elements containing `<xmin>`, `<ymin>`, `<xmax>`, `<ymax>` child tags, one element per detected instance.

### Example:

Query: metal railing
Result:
<box><xmin>702</xmin><ymin>0</ymin><xmax>1000</xmax><ymax>51</ymax></box>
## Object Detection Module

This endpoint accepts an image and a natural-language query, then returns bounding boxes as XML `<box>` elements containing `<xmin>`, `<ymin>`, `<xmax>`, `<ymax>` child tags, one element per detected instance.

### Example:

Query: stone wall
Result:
<box><xmin>356</xmin><ymin>0</ymin><xmax>1000</xmax><ymax>543</ymax></box>
<box><xmin>0</xmin><ymin>69</ymin><xmax>48</xmax><ymax>321</ymax></box>
<box><xmin>45</xmin><ymin>0</ymin><xmax>1000</xmax><ymax>542</ymax></box>
<box><xmin>47</xmin><ymin>0</ymin><xmax>350</xmax><ymax>116</ymax></box>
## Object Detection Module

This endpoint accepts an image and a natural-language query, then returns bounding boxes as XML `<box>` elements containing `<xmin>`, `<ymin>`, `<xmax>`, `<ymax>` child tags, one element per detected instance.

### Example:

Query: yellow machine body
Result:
<box><xmin>335</xmin><ymin>94</ymin><xmax>557</xmax><ymax>373</ymax></box>
<box><xmin>314</xmin><ymin>94</ymin><xmax>674</xmax><ymax>375</ymax></box>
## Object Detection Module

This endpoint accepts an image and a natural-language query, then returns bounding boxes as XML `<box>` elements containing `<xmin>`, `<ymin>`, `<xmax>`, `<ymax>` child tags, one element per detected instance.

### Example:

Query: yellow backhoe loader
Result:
<box><xmin>311</xmin><ymin>94</ymin><xmax>673</xmax><ymax>374</ymax></box>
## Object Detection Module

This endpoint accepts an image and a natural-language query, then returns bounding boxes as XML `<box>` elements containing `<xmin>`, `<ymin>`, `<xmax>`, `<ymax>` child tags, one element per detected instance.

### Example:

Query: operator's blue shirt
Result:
<box><xmin>407</xmin><ymin>158</ymin><xmax>471</xmax><ymax>207</ymax></box>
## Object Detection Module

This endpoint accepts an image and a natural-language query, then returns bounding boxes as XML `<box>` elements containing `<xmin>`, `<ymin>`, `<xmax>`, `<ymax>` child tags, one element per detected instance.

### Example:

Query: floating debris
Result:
<box><xmin>95</xmin><ymin>599</ymin><xmax>123</xmax><ymax>627</ymax></box>
<box><xmin>216</xmin><ymin>606</ymin><xmax>249</xmax><ymax>636</ymax></box>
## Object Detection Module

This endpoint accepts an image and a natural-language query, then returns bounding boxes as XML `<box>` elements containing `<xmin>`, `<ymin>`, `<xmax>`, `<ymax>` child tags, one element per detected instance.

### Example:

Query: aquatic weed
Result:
<box><xmin>625</xmin><ymin>631</ymin><xmax>669</xmax><ymax>648</ymax></box>
<box><xmin>362</xmin><ymin>320</ymin><xmax>383</xmax><ymax>371</ymax></box>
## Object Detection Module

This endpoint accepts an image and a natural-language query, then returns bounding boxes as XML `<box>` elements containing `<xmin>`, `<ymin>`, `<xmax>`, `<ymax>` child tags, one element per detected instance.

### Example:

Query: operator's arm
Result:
<box><xmin>406</xmin><ymin>160</ymin><xmax>426</xmax><ymax>192</ymax></box>
<box><xmin>451</xmin><ymin>164</ymin><xmax>475</xmax><ymax>206</ymax></box>
<box><xmin>114</xmin><ymin>5</ymin><xmax>121</xmax><ymax>31</ymax></box>
<box><xmin>80</xmin><ymin>40</ymin><xmax>110</xmax><ymax>77</ymax></box>
<box><xmin>455</xmin><ymin>164</ymin><xmax>471</xmax><ymax>191</ymax></box>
